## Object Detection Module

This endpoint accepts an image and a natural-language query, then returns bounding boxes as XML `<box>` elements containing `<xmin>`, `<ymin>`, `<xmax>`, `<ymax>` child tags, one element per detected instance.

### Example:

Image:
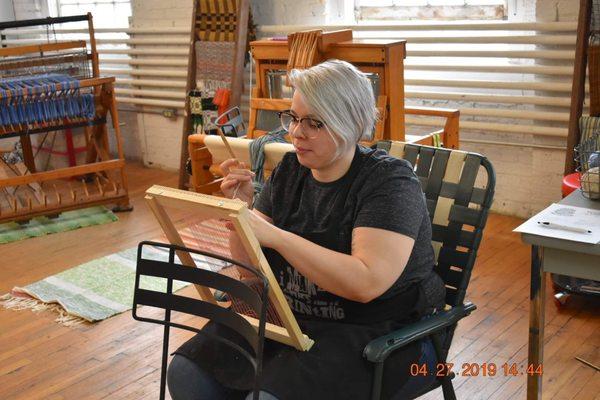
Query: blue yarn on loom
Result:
<box><xmin>0</xmin><ymin>73</ymin><xmax>91</xmax><ymax>128</ymax></box>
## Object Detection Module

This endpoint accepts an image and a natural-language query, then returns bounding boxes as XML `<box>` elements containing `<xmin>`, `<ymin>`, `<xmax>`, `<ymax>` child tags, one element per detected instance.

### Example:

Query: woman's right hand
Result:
<box><xmin>219</xmin><ymin>159</ymin><xmax>255</xmax><ymax>205</ymax></box>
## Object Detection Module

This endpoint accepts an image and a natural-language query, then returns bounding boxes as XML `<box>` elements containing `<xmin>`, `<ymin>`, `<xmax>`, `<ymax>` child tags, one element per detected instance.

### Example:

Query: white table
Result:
<box><xmin>519</xmin><ymin>190</ymin><xmax>600</xmax><ymax>399</ymax></box>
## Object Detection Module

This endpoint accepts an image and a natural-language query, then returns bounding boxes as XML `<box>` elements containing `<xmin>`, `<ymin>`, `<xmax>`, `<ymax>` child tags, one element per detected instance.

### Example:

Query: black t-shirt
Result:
<box><xmin>254</xmin><ymin>145</ymin><xmax>445</xmax><ymax>308</ymax></box>
<box><xmin>175</xmin><ymin>145</ymin><xmax>444</xmax><ymax>398</ymax></box>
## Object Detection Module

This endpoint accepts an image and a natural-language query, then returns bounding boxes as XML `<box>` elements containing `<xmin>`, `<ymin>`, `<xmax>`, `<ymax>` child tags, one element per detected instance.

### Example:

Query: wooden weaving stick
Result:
<box><xmin>217</xmin><ymin>127</ymin><xmax>236</xmax><ymax>160</ymax></box>
<box><xmin>575</xmin><ymin>356</ymin><xmax>600</xmax><ymax>372</ymax></box>
<box><xmin>215</xmin><ymin>127</ymin><xmax>243</xmax><ymax>197</ymax></box>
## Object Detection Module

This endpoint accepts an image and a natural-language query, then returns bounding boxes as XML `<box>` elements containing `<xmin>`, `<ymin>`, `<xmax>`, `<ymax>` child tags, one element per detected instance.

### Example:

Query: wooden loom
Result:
<box><xmin>0</xmin><ymin>14</ymin><xmax>131</xmax><ymax>222</ymax></box>
<box><xmin>183</xmin><ymin>28</ymin><xmax>460</xmax><ymax>192</ymax></box>
<box><xmin>188</xmin><ymin>135</ymin><xmax>291</xmax><ymax>194</ymax></box>
<box><xmin>248</xmin><ymin>29</ymin><xmax>460</xmax><ymax>148</ymax></box>
<box><xmin>564</xmin><ymin>0</ymin><xmax>599</xmax><ymax>174</ymax></box>
<box><xmin>177</xmin><ymin>0</ymin><xmax>251</xmax><ymax>189</ymax></box>
<box><xmin>145</xmin><ymin>184</ymin><xmax>314</xmax><ymax>351</ymax></box>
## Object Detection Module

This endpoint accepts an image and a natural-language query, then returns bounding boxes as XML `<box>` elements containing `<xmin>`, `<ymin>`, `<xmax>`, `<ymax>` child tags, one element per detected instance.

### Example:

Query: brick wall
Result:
<box><xmin>536</xmin><ymin>0</ymin><xmax>581</xmax><ymax>21</ymax></box>
<box><xmin>252</xmin><ymin>0</ymin><xmax>327</xmax><ymax>25</ymax></box>
<box><xmin>128</xmin><ymin>0</ymin><xmax>193</xmax><ymax>170</ymax></box>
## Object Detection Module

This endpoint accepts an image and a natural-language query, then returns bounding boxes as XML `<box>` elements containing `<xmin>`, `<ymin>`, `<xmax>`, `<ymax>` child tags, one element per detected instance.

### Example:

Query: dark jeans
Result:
<box><xmin>391</xmin><ymin>337</ymin><xmax>438</xmax><ymax>399</ymax></box>
<box><xmin>167</xmin><ymin>354</ymin><xmax>279</xmax><ymax>400</ymax></box>
<box><xmin>167</xmin><ymin>338</ymin><xmax>438</xmax><ymax>400</ymax></box>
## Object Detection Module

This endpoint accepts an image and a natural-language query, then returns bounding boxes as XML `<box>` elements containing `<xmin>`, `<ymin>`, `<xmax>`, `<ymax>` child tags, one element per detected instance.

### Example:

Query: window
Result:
<box><xmin>356</xmin><ymin>0</ymin><xmax>508</xmax><ymax>21</ymax></box>
<box><xmin>45</xmin><ymin>0</ymin><xmax>132</xmax><ymax>74</ymax></box>
<box><xmin>48</xmin><ymin>0</ymin><xmax>132</xmax><ymax>28</ymax></box>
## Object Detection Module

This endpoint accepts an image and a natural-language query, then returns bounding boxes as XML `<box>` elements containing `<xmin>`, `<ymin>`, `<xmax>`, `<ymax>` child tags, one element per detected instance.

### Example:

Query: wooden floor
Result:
<box><xmin>0</xmin><ymin>162</ymin><xmax>598</xmax><ymax>400</ymax></box>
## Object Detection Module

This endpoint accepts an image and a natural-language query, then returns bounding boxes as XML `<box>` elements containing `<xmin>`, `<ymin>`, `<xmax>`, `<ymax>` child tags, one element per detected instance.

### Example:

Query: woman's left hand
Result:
<box><xmin>246</xmin><ymin>210</ymin><xmax>283</xmax><ymax>249</ymax></box>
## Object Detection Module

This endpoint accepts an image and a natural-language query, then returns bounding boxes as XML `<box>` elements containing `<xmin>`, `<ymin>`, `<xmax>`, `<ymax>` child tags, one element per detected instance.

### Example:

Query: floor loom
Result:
<box><xmin>177</xmin><ymin>0</ymin><xmax>252</xmax><ymax>189</ymax></box>
<box><xmin>0</xmin><ymin>14</ymin><xmax>131</xmax><ymax>222</ymax></box>
<box><xmin>249</xmin><ymin>29</ymin><xmax>459</xmax><ymax>147</ymax></box>
<box><xmin>185</xmin><ymin>28</ymin><xmax>460</xmax><ymax>193</ymax></box>
<box><xmin>145</xmin><ymin>184</ymin><xmax>314</xmax><ymax>351</ymax></box>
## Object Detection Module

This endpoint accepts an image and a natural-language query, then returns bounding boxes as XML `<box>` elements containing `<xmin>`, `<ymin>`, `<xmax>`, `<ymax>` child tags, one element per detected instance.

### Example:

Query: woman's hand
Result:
<box><xmin>219</xmin><ymin>159</ymin><xmax>255</xmax><ymax>206</ymax></box>
<box><xmin>228</xmin><ymin>230</ymin><xmax>254</xmax><ymax>278</ymax></box>
<box><xmin>246</xmin><ymin>210</ymin><xmax>282</xmax><ymax>250</ymax></box>
<box><xmin>226</xmin><ymin>209</ymin><xmax>279</xmax><ymax>277</ymax></box>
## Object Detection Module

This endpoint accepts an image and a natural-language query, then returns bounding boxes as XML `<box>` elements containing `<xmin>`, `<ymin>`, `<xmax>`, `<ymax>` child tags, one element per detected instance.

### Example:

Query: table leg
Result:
<box><xmin>527</xmin><ymin>245</ymin><xmax>545</xmax><ymax>400</ymax></box>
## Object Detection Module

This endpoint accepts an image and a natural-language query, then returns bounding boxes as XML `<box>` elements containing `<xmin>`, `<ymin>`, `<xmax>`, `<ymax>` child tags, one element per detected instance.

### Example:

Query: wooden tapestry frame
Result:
<box><xmin>145</xmin><ymin>184</ymin><xmax>314</xmax><ymax>351</ymax></box>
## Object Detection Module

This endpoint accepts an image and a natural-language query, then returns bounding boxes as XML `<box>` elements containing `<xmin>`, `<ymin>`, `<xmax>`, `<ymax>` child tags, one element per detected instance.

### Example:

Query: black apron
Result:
<box><xmin>175</xmin><ymin>153</ymin><xmax>431</xmax><ymax>399</ymax></box>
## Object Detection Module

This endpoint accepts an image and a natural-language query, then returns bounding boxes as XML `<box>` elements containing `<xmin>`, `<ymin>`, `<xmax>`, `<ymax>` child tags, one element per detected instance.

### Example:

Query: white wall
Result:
<box><xmin>536</xmin><ymin>0</ymin><xmax>581</xmax><ymax>21</ymax></box>
<box><xmin>128</xmin><ymin>0</ymin><xmax>194</xmax><ymax>170</ymax></box>
<box><xmin>459</xmin><ymin>0</ymin><xmax>578</xmax><ymax>217</ymax></box>
<box><xmin>252</xmin><ymin>0</ymin><xmax>327</xmax><ymax>26</ymax></box>
<box><xmin>12</xmin><ymin>0</ymin><xmax>48</xmax><ymax>20</ymax></box>
<box><xmin>0</xmin><ymin>1</ymin><xmax>15</xmax><ymax>22</ymax></box>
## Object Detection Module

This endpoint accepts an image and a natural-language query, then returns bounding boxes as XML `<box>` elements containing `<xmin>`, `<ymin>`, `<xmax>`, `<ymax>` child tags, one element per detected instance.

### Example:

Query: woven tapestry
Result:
<box><xmin>195</xmin><ymin>40</ymin><xmax>235</xmax><ymax>91</ymax></box>
<box><xmin>195</xmin><ymin>0</ymin><xmax>238</xmax><ymax>42</ymax></box>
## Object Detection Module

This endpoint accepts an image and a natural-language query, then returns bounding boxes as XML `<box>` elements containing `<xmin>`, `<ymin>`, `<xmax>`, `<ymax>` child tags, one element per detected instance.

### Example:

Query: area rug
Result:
<box><xmin>0</xmin><ymin>206</ymin><xmax>118</xmax><ymax>244</ymax></box>
<box><xmin>0</xmin><ymin>222</ymin><xmax>232</xmax><ymax>325</ymax></box>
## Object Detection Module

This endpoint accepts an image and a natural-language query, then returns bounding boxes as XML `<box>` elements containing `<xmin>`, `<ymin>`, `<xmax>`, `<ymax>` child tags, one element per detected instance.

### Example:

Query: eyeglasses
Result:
<box><xmin>277</xmin><ymin>110</ymin><xmax>325</xmax><ymax>139</ymax></box>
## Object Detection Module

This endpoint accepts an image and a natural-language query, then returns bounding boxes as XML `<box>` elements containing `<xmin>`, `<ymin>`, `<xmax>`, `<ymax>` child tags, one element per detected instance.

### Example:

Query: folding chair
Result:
<box><xmin>364</xmin><ymin>141</ymin><xmax>496</xmax><ymax>400</ymax></box>
<box><xmin>132</xmin><ymin>241</ymin><xmax>269</xmax><ymax>400</ymax></box>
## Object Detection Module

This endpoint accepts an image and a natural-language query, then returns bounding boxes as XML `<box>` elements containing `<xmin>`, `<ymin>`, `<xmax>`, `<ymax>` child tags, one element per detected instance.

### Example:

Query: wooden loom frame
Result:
<box><xmin>145</xmin><ymin>184</ymin><xmax>314</xmax><ymax>351</ymax></box>
<box><xmin>182</xmin><ymin>28</ymin><xmax>461</xmax><ymax>192</ymax></box>
<box><xmin>248</xmin><ymin>29</ymin><xmax>460</xmax><ymax>149</ymax></box>
<box><xmin>178</xmin><ymin>0</ymin><xmax>251</xmax><ymax>190</ymax></box>
<box><xmin>0</xmin><ymin>14</ymin><xmax>131</xmax><ymax>222</ymax></box>
<box><xmin>565</xmin><ymin>0</ymin><xmax>595</xmax><ymax>174</ymax></box>
<box><xmin>248</xmin><ymin>29</ymin><xmax>399</xmax><ymax>143</ymax></box>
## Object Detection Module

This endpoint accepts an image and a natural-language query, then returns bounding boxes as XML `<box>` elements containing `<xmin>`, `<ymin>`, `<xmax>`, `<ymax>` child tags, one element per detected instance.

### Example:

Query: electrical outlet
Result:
<box><xmin>162</xmin><ymin>109</ymin><xmax>177</xmax><ymax>118</ymax></box>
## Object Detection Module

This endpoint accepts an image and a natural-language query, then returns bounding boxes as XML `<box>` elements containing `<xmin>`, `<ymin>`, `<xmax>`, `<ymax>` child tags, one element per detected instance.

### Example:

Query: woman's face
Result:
<box><xmin>288</xmin><ymin>90</ymin><xmax>339</xmax><ymax>170</ymax></box>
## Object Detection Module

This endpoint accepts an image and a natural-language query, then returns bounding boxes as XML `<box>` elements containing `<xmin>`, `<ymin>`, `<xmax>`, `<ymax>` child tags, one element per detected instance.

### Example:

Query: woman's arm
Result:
<box><xmin>220</xmin><ymin>155</ymin><xmax>275</xmax><ymax>277</ymax></box>
<box><xmin>228</xmin><ymin>212</ymin><xmax>274</xmax><ymax>278</ymax></box>
<box><xmin>248</xmin><ymin>210</ymin><xmax>414</xmax><ymax>303</ymax></box>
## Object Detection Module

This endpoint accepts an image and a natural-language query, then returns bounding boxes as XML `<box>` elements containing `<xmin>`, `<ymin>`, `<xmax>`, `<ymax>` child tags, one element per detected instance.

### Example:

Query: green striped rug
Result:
<box><xmin>0</xmin><ymin>206</ymin><xmax>118</xmax><ymax>244</ymax></box>
<box><xmin>0</xmin><ymin>245</ymin><xmax>202</xmax><ymax>325</ymax></box>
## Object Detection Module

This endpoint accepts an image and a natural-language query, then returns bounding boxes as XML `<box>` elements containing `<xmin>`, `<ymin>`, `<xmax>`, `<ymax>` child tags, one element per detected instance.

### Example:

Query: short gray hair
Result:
<box><xmin>288</xmin><ymin>59</ymin><xmax>378</xmax><ymax>152</ymax></box>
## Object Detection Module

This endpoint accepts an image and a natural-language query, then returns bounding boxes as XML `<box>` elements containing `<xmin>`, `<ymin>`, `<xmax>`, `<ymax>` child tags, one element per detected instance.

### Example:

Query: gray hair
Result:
<box><xmin>288</xmin><ymin>59</ymin><xmax>378</xmax><ymax>153</ymax></box>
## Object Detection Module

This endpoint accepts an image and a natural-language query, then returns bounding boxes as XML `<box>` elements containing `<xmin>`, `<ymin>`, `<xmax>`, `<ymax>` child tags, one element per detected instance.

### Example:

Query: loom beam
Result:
<box><xmin>0</xmin><ymin>14</ymin><xmax>132</xmax><ymax>222</ymax></box>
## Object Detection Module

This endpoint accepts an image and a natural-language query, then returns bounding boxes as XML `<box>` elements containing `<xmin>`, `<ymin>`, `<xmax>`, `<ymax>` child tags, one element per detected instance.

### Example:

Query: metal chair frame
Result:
<box><xmin>132</xmin><ymin>240</ymin><xmax>270</xmax><ymax>400</ymax></box>
<box><xmin>364</xmin><ymin>142</ymin><xmax>496</xmax><ymax>400</ymax></box>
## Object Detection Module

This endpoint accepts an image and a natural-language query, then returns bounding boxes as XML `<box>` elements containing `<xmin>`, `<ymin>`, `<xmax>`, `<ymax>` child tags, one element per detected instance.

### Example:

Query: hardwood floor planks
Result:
<box><xmin>1</xmin><ymin>162</ymin><xmax>598</xmax><ymax>399</ymax></box>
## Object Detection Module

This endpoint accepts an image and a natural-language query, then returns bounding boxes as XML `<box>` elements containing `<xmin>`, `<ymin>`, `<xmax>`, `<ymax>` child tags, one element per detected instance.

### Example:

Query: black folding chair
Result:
<box><xmin>132</xmin><ymin>241</ymin><xmax>269</xmax><ymax>400</ymax></box>
<box><xmin>364</xmin><ymin>142</ymin><xmax>496</xmax><ymax>400</ymax></box>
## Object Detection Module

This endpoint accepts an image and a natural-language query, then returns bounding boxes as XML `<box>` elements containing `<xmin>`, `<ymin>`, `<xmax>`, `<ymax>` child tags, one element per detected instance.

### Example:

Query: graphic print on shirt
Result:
<box><xmin>278</xmin><ymin>265</ymin><xmax>346</xmax><ymax>320</ymax></box>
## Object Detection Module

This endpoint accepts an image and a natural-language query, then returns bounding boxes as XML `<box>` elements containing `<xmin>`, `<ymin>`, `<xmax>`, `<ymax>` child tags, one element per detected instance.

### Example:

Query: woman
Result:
<box><xmin>168</xmin><ymin>59</ymin><xmax>445</xmax><ymax>400</ymax></box>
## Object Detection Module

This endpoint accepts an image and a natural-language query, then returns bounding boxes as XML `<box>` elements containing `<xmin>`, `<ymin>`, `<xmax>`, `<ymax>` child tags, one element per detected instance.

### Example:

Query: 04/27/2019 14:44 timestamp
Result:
<box><xmin>410</xmin><ymin>362</ymin><xmax>543</xmax><ymax>377</ymax></box>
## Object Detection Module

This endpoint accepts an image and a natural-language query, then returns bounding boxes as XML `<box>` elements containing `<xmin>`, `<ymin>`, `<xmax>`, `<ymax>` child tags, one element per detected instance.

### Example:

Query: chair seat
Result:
<box><xmin>562</xmin><ymin>172</ymin><xmax>580</xmax><ymax>198</ymax></box>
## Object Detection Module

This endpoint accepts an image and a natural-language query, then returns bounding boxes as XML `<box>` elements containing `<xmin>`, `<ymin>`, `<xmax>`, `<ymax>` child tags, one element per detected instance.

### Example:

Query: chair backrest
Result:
<box><xmin>377</xmin><ymin>141</ymin><xmax>496</xmax><ymax>309</ymax></box>
<box><xmin>132</xmin><ymin>241</ymin><xmax>269</xmax><ymax>382</ymax></box>
<box><xmin>579</xmin><ymin>116</ymin><xmax>600</xmax><ymax>143</ymax></box>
